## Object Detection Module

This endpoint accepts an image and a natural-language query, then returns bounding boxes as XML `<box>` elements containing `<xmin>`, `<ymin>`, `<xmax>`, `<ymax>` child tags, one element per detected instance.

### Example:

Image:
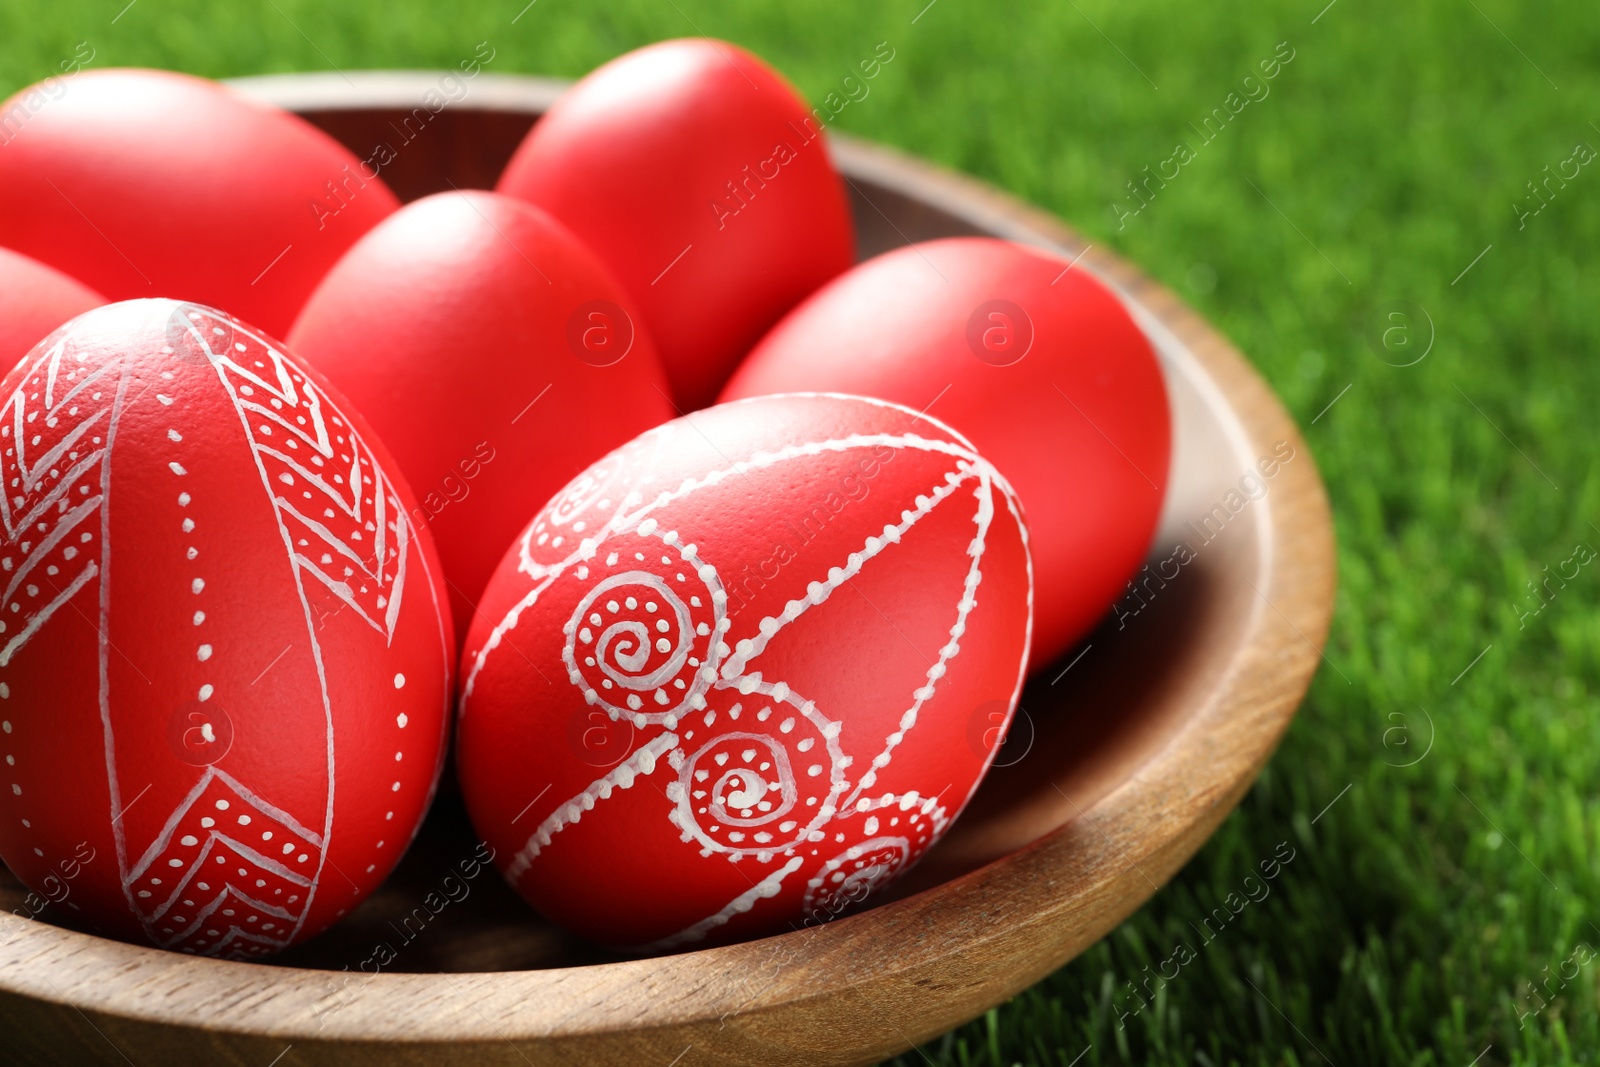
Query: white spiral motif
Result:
<box><xmin>519</xmin><ymin>429</ymin><xmax>668</xmax><ymax>577</ymax></box>
<box><xmin>803</xmin><ymin>836</ymin><xmax>911</xmax><ymax>920</ymax></box>
<box><xmin>548</xmin><ymin>469</ymin><xmax>608</xmax><ymax>527</ymax></box>
<box><xmin>576</xmin><ymin>571</ymin><xmax>692</xmax><ymax>688</ymax></box>
<box><xmin>560</xmin><ymin>528</ymin><xmax>725</xmax><ymax>723</ymax></box>
<box><xmin>667</xmin><ymin>680</ymin><xmax>849</xmax><ymax>858</ymax></box>
<box><xmin>701</xmin><ymin>731</ymin><xmax>797</xmax><ymax>827</ymax></box>
<box><xmin>520</xmin><ymin>469</ymin><xmax>625</xmax><ymax>576</ymax></box>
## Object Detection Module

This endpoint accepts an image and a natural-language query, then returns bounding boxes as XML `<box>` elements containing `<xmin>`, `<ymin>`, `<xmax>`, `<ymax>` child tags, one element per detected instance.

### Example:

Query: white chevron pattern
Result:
<box><xmin>123</xmin><ymin>767</ymin><xmax>323</xmax><ymax>958</ymax></box>
<box><xmin>0</xmin><ymin>337</ymin><xmax>122</xmax><ymax>667</ymax></box>
<box><xmin>172</xmin><ymin>307</ymin><xmax>409</xmax><ymax>642</ymax></box>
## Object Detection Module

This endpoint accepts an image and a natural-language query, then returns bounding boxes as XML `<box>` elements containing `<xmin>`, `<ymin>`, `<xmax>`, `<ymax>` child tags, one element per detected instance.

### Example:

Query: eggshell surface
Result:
<box><xmin>457</xmin><ymin>393</ymin><xmax>1032</xmax><ymax>949</ymax></box>
<box><xmin>722</xmin><ymin>238</ymin><xmax>1170</xmax><ymax>671</ymax></box>
<box><xmin>289</xmin><ymin>191</ymin><xmax>675</xmax><ymax>636</ymax></box>
<box><xmin>0</xmin><ymin>247</ymin><xmax>105</xmax><ymax>368</ymax></box>
<box><xmin>0</xmin><ymin>69</ymin><xmax>400</xmax><ymax>337</ymax></box>
<box><xmin>0</xmin><ymin>300</ymin><xmax>452</xmax><ymax>959</ymax></box>
<box><xmin>496</xmin><ymin>39</ymin><xmax>855</xmax><ymax>410</ymax></box>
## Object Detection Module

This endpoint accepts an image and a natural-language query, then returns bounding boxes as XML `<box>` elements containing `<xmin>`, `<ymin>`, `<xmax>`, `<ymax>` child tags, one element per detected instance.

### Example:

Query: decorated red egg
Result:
<box><xmin>496</xmin><ymin>39</ymin><xmax>855</xmax><ymax>410</ymax></box>
<box><xmin>0</xmin><ymin>69</ymin><xmax>400</xmax><ymax>338</ymax></box>
<box><xmin>722</xmin><ymin>237</ymin><xmax>1170</xmax><ymax>671</ymax></box>
<box><xmin>0</xmin><ymin>247</ymin><xmax>104</xmax><ymax>367</ymax></box>
<box><xmin>0</xmin><ymin>300</ymin><xmax>452</xmax><ymax>958</ymax></box>
<box><xmin>457</xmin><ymin>393</ymin><xmax>1032</xmax><ymax>948</ymax></box>
<box><xmin>289</xmin><ymin>191</ymin><xmax>675</xmax><ymax>637</ymax></box>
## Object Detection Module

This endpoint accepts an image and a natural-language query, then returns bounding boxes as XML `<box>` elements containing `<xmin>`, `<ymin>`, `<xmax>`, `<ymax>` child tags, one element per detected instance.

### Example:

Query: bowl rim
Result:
<box><xmin>0</xmin><ymin>70</ymin><xmax>1336</xmax><ymax>1060</ymax></box>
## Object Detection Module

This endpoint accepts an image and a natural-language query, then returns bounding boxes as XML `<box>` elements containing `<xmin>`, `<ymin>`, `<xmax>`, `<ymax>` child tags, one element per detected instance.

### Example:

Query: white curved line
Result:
<box><xmin>638</xmin><ymin>855</ymin><xmax>804</xmax><ymax>952</ymax></box>
<box><xmin>842</xmin><ymin>469</ymin><xmax>997</xmax><ymax>809</ymax></box>
<box><xmin>463</xmin><ymin>432</ymin><xmax>996</xmax><ymax>706</ymax></box>
<box><xmin>719</xmin><ymin>462</ymin><xmax>979</xmax><ymax>682</ymax></box>
<box><xmin>504</xmin><ymin>731</ymin><xmax>679</xmax><ymax>880</ymax></box>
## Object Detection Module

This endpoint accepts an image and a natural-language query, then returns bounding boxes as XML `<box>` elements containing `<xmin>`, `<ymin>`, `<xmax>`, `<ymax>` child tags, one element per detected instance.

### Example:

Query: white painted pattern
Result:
<box><xmin>936</xmin><ymin>456</ymin><xmax>1035</xmax><ymax>841</ymax></box>
<box><xmin>175</xmin><ymin>307</ymin><xmax>409</xmax><ymax>644</ymax></box>
<box><xmin>185</xmin><ymin>305</ymin><xmax>421</xmax><ymax>955</ymax></box>
<box><xmin>836</xmin><ymin>790</ymin><xmax>949</xmax><ymax>868</ymax></box>
<box><xmin>717</xmin><ymin>462</ymin><xmax>982</xmax><ymax>682</ymax></box>
<box><xmin>841</xmin><ymin>468</ymin><xmax>998</xmax><ymax>809</ymax></box>
<box><xmin>467</xmin><ymin>397</ymin><xmax>1032</xmax><ymax>946</ymax></box>
<box><xmin>637</xmin><ymin>463</ymin><xmax>994</xmax><ymax>947</ymax></box>
<box><xmin>515</xmin><ymin>429</ymin><xmax>987</xmax><ymax>601</ymax></box>
<box><xmin>461</xmin><ymin>431</ymin><xmax>1001</xmax><ymax>704</ymax></box>
<box><xmin>616</xmin><ymin>432</ymin><xmax>984</xmax><ymax>530</ymax></box>
<box><xmin>716</xmin><ymin>390</ymin><xmax>985</xmax><ymax>453</ymax></box>
<box><xmin>518</xmin><ymin>423</ymin><xmax>674</xmax><ymax>580</ymax></box>
<box><xmin>127</xmin><ymin>766</ymin><xmax>324</xmax><ymax>883</ymax></box>
<box><xmin>0</xmin><ymin>335</ymin><xmax>139</xmax><ymax>919</ymax></box>
<box><xmin>125</xmin><ymin>767</ymin><xmax>323</xmax><ymax>954</ymax></box>
<box><xmin>504</xmin><ymin>731</ymin><xmax>679</xmax><ymax>880</ymax></box>
<box><xmin>98</xmin><ymin>365</ymin><xmax>137</xmax><ymax>923</ymax></box>
<box><xmin>664</xmin><ymin>678</ymin><xmax>851</xmax><ymax>862</ymax></box>
<box><xmin>845</xmin><ymin>788</ymin><xmax>950</xmax><ymax>821</ymax></box>
<box><xmin>0</xmin><ymin>306</ymin><xmax>435</xmax><ymax>958</ymax></box>
<box><xmin>643</xmin><ymin>855</ymin><xmax>805</xmax><ymax>952</ymax></box>
<box><xmin>463</xmin><ymin>569</ymin><xmax>561</xmax><ymax>707</ymax></box>
<box><xmin>0</xmin><ymin>338</ymin><xmax>117</xmax><ymax>667</ymax></box>
<box><xmin>561</xmin><ymin>525</ymin><xmax>730</xmax><ymax>726</ymax></box>
<box><xmin>801</xmin><ymin>835</ymin><xmax>911</xmax><ymax>919</ymax></box>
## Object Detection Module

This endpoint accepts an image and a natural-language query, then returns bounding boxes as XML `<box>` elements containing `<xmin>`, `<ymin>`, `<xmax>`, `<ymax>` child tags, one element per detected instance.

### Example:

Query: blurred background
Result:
<box><xmin>4</xmin><ymin>1</ymin><xmax>1595</xmax><ymax>1063</ymax></box>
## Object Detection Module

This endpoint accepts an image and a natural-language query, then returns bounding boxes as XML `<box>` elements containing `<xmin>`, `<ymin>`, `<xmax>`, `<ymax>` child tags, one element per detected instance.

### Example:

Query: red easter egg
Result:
<box><xmin>721</xmin><ymin>238</ymin><xmax>1170</xmax><ymax>672</ymax></box>
<box><xmin>0</xmin><ymin>300</ymin><xmax>452</xmax><ymax>959</ymax></box>
<box><xmin>289</xmin><ymin>191</ymin><xmax>676</xmax><ymax>638</ymax></box>
<box><xmin>496</xmin><ymin>39</ymin><xmax>855</xmax><ymax>410</ymax></box>
<box><xmin>457</xmin><ymin>393</ymin><xmax>1032</xmax><ymax>949</ymax></box>
<box><xmin>0</xmin><ymin>69</ymin><xmax>400</xmax><ymax>338</ymax></box>
<box><xmin>0</xmin><ymin>247</ymin><xmax>104</xmax><ymax>368</ymax></box>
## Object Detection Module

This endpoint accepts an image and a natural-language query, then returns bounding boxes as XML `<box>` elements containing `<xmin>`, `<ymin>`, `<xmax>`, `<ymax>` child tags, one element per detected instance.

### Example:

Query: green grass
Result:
<box><xmin>4</xmin><ymin>0</ymin><xmax>1598</xmax><ymax>1063</ymax></box>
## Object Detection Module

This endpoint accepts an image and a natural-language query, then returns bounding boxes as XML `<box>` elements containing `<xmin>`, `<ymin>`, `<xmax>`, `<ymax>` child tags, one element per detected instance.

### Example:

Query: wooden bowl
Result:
<box><xmin>0</xmin><ymin>72</ymin><xmax>1335</xmax><ymax>1066</ymax></box>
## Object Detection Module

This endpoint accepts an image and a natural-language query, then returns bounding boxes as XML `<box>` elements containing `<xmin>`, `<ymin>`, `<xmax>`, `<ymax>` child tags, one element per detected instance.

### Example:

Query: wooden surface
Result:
<box><xmin>0</xmin><ymin>72</ymin><xmax>1336</xmax><ymax>1066</ymax></box>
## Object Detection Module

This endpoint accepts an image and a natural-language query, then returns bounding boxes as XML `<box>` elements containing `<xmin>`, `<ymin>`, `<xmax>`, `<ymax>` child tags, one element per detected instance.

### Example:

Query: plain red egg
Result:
<box><xmin>496</xmin><ymin>39</ymin><xmax>856</xmax><ymax>410</ymax></box>
<box><xmin>0</xmin><ymin>69</ymin><xmax>400</xmax><ymax>338</ymax></box>
<box><xmin>0</xmin><ymin>300</ymin><xmax>452</xmax><ymax>959</ymax></box>
<box><xmin>721</xmin><ymin>237</ymin><xmax>1170</xmax><ymax>672</ymax></box>
<box><xmin>457</xmin><ymin>393</ymin><xmax>1032</xmax><ymax>949</ymax></box>
<box><xmin>0</xmin><ymin>246</ymin><xmax>104</xmax><ymax>368</ymax></box>
<box><xmin>289</xmin><ymin>191</ymin><xmax>676</xmax><ymax>638</ymax></box>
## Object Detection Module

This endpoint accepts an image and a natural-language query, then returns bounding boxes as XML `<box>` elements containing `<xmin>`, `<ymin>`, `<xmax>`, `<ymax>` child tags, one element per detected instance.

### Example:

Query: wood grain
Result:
<box><xmin>0</xmin><ymin>72</ymin><xmax>1336</xmax><ymax>1067</ymax></box>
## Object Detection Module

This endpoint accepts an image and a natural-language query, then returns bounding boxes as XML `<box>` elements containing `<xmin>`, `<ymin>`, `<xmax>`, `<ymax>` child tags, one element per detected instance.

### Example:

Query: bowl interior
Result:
<box><xmin>0</xmin><ymin>75</ymin><xmax>1267</xmax><ymax>976</ymax></box>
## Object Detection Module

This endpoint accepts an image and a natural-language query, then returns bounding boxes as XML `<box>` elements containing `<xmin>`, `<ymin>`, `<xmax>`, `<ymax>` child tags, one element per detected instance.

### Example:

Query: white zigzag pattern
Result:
<box><xmin>0</xmin><ymin>308</ymin><xmax>427</xmax><ymax>959</ymax></box>
<box><xmin>175</xmin><ymin>309</ymin><xmax>408</xmax><ymax>641</ymax></box>
<box><xmin>123</xmin><ymin>766</ymin><xmax>324</xmax><ymax>955</ymax></box>
<box><xmin>0</xmin><ymin>339</ymin><xmax>119</xmax><ymax>667</ymax></box>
